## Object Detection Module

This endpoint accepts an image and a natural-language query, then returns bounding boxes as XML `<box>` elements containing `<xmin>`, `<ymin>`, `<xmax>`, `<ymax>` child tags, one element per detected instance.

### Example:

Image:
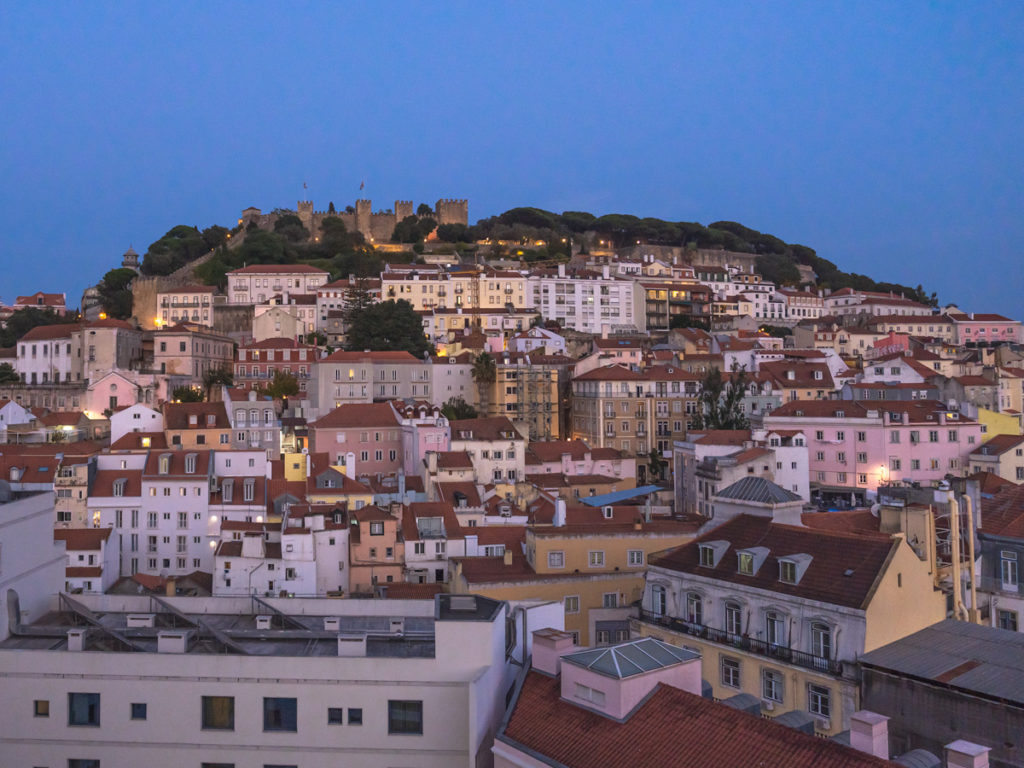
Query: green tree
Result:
<box><xmin>692</xmin><ymin>365</ymin><xmax>750</xmax><ymax>431</ymax></box>
<box><xmin>755</xmin><ymin>253</ymin><xmax>801</xmax><ymax>286</ymax></box>
<box><xmin>0</xmin><ymin>363</ymin><xmax>19</xmax><ymax>384</ymax></box>
<box><xmin>342</xmin><ymin>277</ymin><xmax>377</xmax><ymax>325</ymax></box>
<box><xmin>305</xmin><ymin>330</ymin><xmax>327</xmax><ymax>346</ymax></box>
<box><xmin>201</xmin><ymin>225</ymin><xmax>229</xmax><ymax>251</ymax></box>
<box><xmin>0</xmin><ymin>307</ymin><xmax>73</xmax><ymax>348</ymax></box>
<box><xmin>274</xmin><ymin>214</ymin><xmax>310</xmax><ymax>243</ymax></box>
<box><xmin>260</xmin><ymin>371</ymin><xmax>299</xmax><ymax>400</ymax></box>
<box><xmin>417</xmin><ymin>203</ymin><xmax>433</xmax><ymax>217</ymax></box>
<box><xmin>141</xmin><ymin>225</ymin><xmax>209</xmax><ymax>275</ymax></box>
<box><xmin>471</xmin><ymin>352</ymin><xmax>497</xmax><ymax>417</ymax></box>
<box><xmin>201</xmin><ymin>365</ymin><xmax>234</xmax><ymax>400</ymax></box>
<box><xmin>328</xmin><ymin>201</ymin><xmax>336</xmax><ymax>214</ymax></box>
<box><xmin>96</xmin><ymin>267</ymin><xmax>136</xmax><ymax>319</ymax></box>
<box><xmin>172</xmin><ymin>385</ymin><xmax>204</xmax><ymax>403</ymax></box>
<box><xmin>437</xmin><ymin>223</ymin><xmax>471</xmax><ymax>243</ymax></box>
<box><xmin>647</xmin><ymin>448</ymin><xmax>667</xmax><ymax>482</ymax></box>
<box><xmin>441</xmin><ymin>396</ymin><xmax>478</xmax><ymax>421</ymax></box>
<box><xmin>345</xmin><ymin>300</ymin><xmax>432</xmax><ymax>357</ymax></box>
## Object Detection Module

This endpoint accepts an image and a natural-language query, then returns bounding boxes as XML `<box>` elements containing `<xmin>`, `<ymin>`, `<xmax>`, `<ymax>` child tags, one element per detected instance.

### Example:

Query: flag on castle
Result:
<box><xmin>359</xmin><ymin>180</ymin><xmax>365</xmax><ymax>190</ymax></box>
<box><xmin>303</xmin><ymin>181</ymin><xmax>308</xmax><ymax>189</ymax></box>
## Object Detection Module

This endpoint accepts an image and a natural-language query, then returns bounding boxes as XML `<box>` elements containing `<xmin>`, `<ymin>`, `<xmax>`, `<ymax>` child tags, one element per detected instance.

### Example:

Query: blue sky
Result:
<box><xmin>0</xmin><ymin>2</ymin><xmax>1020</xmax><ymax>316</ymax></box>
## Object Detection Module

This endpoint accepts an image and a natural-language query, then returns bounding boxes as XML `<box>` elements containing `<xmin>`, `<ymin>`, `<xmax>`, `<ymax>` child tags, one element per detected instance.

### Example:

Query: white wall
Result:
<box><xmin>0</xmin><ymin>493</ymin><xmax>65</xmax><ymax>639</ymax></box>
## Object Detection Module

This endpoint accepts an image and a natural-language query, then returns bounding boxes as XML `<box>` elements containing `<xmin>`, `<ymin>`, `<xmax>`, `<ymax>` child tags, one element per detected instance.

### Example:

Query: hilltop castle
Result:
<box><xmin>240</xmin><ymin>198</ymin><xmax>468</xmax><ymax>243</ymax></box>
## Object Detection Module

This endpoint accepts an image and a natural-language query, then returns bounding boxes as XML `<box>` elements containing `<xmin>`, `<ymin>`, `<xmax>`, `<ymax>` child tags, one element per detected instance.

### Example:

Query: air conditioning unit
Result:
<box><xmin>815</xmin><ymin>718</ymin><xmax>831</xmax><ymax>732</ymax></box>
<box><xmin>761</xmin><ymin>699</ymin><xmax>775</xmax><ymax>712</ymax></box>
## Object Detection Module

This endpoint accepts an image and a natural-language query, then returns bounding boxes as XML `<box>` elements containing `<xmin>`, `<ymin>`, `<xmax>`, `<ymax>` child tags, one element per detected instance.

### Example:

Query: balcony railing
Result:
<box><xmin>637</xmin><ymin>610</ymin><xmax>843</xmax><ymax>676</ymax></box>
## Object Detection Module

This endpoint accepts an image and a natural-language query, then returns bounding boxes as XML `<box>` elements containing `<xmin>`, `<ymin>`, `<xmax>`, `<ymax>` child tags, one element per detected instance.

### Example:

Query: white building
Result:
<box><xmin>0</xmin><ymin>492</ymin><xmax>65</xmax><ymax>640</ymax></box>
<box><xmin>110</xmin><ymin>403</ymin><xmax>163</xmax><ymax>444</ymax></box>
<box><xmin>227</xmin><ymin>264</ymin><xmax>329</xmax><ymax>305</ymax></box>
<box><xmin>54</xmin><ymin>527</ymin><xmax>120</xmax><ymax>594</ymax></box>
<box><xmin>528</xmin><ymin>265</ymin><xmax>646</xmax><ymax>334</ymax></box>
<box><xmin>15</xmin><ymin>323</ymin><xmax>81</xmax><ymax>385</ymax></box>
<box><xmin>449</xmin><ymin>416</ymin><xmax>527</xmax><ymax>492</ymax></box>
<box><xmin>0</xmin><ymin>592</ymin><xmax>563</xmax><ymax>768</ymax></box>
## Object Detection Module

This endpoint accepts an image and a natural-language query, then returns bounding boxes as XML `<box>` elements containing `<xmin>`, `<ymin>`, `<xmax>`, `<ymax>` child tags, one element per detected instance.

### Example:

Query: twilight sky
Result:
<box><xmin>0</xmin><ymin>2</ymin><xmax>1020</xmax><ymax>317</ymax></box>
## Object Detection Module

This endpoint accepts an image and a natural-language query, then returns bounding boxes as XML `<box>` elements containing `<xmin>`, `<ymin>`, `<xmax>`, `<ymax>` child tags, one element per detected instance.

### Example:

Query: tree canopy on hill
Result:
<box><xmin>195</xmin><ymin>217</ymin><xmax>389</xmax><ymax>290</ymax></box>
<box><xmin>0</xmin><ymin>308</ymin><xmax>75</xmax><ymax>348</ymax></box>
<box><xmin>141</xmin><ymin>225</ymin><xmax>227</xmax><ymax>276</ymax></box>
<box><xmin>344</xmin><ymin>300</ymin><xmax>432</xmax><ymax>358</ymax></box>
<box><xmin>96</xmin><ymin>268</ymin><xmax>136</xmax><ymax>319</ymax></box>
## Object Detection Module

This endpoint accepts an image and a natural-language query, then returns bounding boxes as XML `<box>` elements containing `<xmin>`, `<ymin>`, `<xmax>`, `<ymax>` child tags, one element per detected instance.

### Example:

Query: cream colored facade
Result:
<box><xmin>383</xmin><ymin>268</ymin><xmax>529</xmax><ymax>312</ymax></box>
<box><xmin>481</xmin><ymin>359</ymin><xmax>561</xmax><ymax>440</ymax></box>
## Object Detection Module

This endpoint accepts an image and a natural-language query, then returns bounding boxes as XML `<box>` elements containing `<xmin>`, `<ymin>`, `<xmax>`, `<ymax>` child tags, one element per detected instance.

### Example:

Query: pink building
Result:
<box><xmin>393</xmin><ymin>401</ymin><xmax>450</xmax><ymax>476</ymax></box>
<box><xmin>947</xmin><ymin>312</ymin><xmax>1024</xmax><ymax>345</ymax></box>
<box><xmin>764</xmin><ymin>400</ymin><xmax>982</xmax><ymax>497</ymax></box>
<box><xmin>308</xmin><ymin>401</ymin><xmax>403</xmax><ymax>479</ymax></box>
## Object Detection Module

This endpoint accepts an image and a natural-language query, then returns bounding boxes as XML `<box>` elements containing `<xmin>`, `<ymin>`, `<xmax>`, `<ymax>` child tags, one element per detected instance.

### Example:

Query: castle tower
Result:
<box><xmin>297</xmin><ymin>200</ymin><xmax>315</xmax><ymax>231</ymax></box>
<box><xmin>355</xmin><ymin>199</ymin><xmax>373</xmax><ymax>240</ymax></box>
<box><xmin>435</xmin><ymin>199</ymin><xmax>469</xmax><ymax>226</ymax></box>
<box><xmin>394</xmin><ymin>200</ymin><xmax>414</xmax><ymax>221</ymax></box>
<box><xmin>122</xmin><ymin>246</ymin><xmax>140</xmax><ymax>273</ymax></box>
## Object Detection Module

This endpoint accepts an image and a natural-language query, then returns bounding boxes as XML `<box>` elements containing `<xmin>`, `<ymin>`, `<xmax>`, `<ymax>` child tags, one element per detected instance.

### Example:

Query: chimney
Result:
<box><xmin>849</xmin><ymin>711</ymin><xmax>889</xmax><ymax>759</ymax></box>
<box><xmin>945</xmin><ymin>740</ymin><xmax>990</xmax><ymax>768</ymax></box>
<box><xmin>553</xmin><ymin>497</ymin><xmax>567</xmax><ymax>527</ymax></box>
<box><xmin>557</xmin><ymin>263</ymin><xmax>565</xmax><ymax>278</ymax></box>
<box><xmin>67</xmin><ymin>628</ymin><xmax>86</xmax><ymax>651</ymax></box>
<box><xmin>531</xmin><ymin>628</ymin><xmax>575</xmax><ymax>675</ymax></box>
<box><xmin>602</xmin><ymin>265</ymin><xmax>610</xmax><ymax>279</ymax></box>
<box><xmin>165</xmin><ymin>578</ymin><xmax>176</xmax><ymax>597</ymax></box>
<box><xmin>503</xmin><ymin>549</ymin><xmax>513</xmax><ymax>566</ymax></box>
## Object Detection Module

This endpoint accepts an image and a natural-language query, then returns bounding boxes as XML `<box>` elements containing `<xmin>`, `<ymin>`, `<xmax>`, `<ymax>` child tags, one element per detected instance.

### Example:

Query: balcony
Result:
<box><xmin>637</xmin><ymin>610</ymin><xmax>843</xmax><ymax>676</ymax></box>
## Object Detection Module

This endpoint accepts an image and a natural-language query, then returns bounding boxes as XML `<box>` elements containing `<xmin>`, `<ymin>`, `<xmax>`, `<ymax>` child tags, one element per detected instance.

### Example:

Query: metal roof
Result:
<box><xmin>715</xmin><ymin>476</ymin><xmax>802</xmax><ymax>505</ymax></box>
<box><xmin>579</xmin><ymin>484</ymin><xmax>663</xmax><ymax>506</ymax></box>
<box><xmin>560</xmin><ymin>637</ymin><xmax>699</xmax><ymax>679</ymax></box>
<box><xmin>859</xmin><ymin>619</ymin><xmax>1024</xmax><ymax>705</ymax></box>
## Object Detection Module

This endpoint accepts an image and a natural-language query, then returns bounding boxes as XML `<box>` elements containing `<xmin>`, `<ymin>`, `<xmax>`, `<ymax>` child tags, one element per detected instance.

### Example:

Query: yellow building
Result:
<box><xmin>480</xmin><ymin>354</ymin><xmax>566</xmax><ymax>440</ymax></box>
<box><xmin>450</xmin><ymin>512</ymin><xmax>700</xmax><ymax>645</ymax></box>
<box><xmin>977</xmin><ymin>407</ymin><xmax>1023</xmax><ymax>439</ymax></box>
<box><xmin>382</xmin><ymin>266</ymin><xmax>528</xmax><ymax>312</ymax></box>
<box><xmin>634</xmin><ymin>513</ymin><xmax>946</xmax><ymax>736</ymax></box>
<box><xmin>968</xmin><ymin>434</ymin><xmax>1024</xmax><ymax>481</ymax></box>
<box><xmin>162</xmin><ymin>401</ymin><xmax>232</xmax><ymax>450</ymax></box>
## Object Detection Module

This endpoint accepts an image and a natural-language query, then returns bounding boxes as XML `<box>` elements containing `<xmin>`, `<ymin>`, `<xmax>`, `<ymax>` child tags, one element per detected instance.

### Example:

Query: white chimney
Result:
<box><xmin>531</xmin><ymin>628</ymin><xmax>575</xmax><ymax>676</ymax></box>
<box><xmin>553</xmin><ymin>497</ymin><xmax>567</xmax><ymax>527</ymax></box>
<box><xmin>945</xmin><ymin>741</ymin><xmax>990</xmax><ymax>768</ymax></box>
<box><xmin>337</xmin><ymin>633</ymin><xmax>367</xmax><ymax>657</ymax></box>
<box><xmin>849</xmin><ymin>711</ymin><xmax>889</xmax><ymax>759</ymax></box>
<box><xmin>67</xmin><ymin>628</ymin><xmax>86</xmax><ymax>651</ymax></box>
<box><xmin>157</xmin><ymin>631</ymin><xmax>189</xmax><ymax>654</ymax></box>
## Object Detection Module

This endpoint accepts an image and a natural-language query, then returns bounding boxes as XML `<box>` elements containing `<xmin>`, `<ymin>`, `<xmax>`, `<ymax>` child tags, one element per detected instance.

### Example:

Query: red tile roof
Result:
<box><xmin>650</xmin><ymin>515</ymin><xmax>899</xmax><ymax>609</ymax></box>
<box><xmin>227</xmin><ymin>264</ymin><xmax>328</xmax><ymax>274</ymax></box>
<box><xmin>19</xmin><ymin>323</ymin><xmax>80</xmax><ymax>341</ymax></box>
<box><xmin>450</xmin><ymin>416</ymin><xmax>522</xmax><ymax>442</ymax></box>
<box><xmin>526</xmin><ymin>439</ymin><xmax>590</xmax><ymax>463</ymax></box>
<box><xmin>66</xmin><ymin>566</ymin><xmax>103</xmax><ymax>577</ymax></box>
<box><xmin>91</xmin><ymin>469</ymin><xmax>143</xmax><ymax>497</ymax></box>
<box><xmin>500</xmin><ymin>671</ymin><xmax>893</xmax><ymax>768</ymax></box>
<box><xmin>980</xmin><ymin>484</ymin><xmax>1024</xmax><ymax>538</ymax></box>
<box><xmin>436</xmin><ymin>451</ymin><xmax>474</xmax><ymax>470</ymax></box>
<box><xmin>54</xmin><ymin>528</ymin><xmax>112</xmax><ymax>551</ymax></box>
<box><xmin>162</xmin><ymin>401</ymin><xmax>230</xmax><ymax>431</ymax></box>
<box><xmin>971</xmin><ymin>434</ymin><xmax>1024</xmax><ymax>457</ymax></box>
<box><xmin>309</xmin><ymin>401</ymin><xmax>400</xmax><ymax>430</ymax></box>
<box><xmin>109</xmin><ymin>432</ymin><xmax>168</xmax><ymax>450</ymax></box>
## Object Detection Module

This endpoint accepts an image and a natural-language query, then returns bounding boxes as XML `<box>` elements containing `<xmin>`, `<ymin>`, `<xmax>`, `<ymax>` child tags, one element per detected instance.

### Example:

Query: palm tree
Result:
<box><xmin>471</xmin><ymin>352</ymin><xmax>497</xmax><ymax>417</ymax></box>
<box><xmin>202</xmin><ymin>365</ymin><xmax>234</xmax><ymax>401</ymax></box>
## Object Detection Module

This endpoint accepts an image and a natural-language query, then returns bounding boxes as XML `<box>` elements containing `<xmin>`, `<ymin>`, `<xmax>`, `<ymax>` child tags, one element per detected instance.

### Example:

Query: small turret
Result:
<box><xmin>122</xmin><ymin>246</ymin><xmax>140</xmax><ymax>273</ymax></box>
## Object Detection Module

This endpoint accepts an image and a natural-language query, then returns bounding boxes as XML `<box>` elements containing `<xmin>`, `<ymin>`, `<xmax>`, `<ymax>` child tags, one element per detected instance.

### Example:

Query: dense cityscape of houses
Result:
<box><xmin>1</xmin><ymin>241</ymin><xmax>1023</xmax><ymax>767</ymax></box>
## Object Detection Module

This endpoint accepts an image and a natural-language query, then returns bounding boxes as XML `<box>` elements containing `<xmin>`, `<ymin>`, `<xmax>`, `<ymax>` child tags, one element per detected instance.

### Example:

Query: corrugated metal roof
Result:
<box><xmin>715</xmin><ymin>476</ymin><xmax>802</xmax><ymax>505</ymax></box>
<box><xmin>560</xmin><ymin>637</ymin><xmax>698</xmax><ymax>679</ymax></box>
<box><xmin>579</xmin><ymin>484</ymin><xmax>663</xmax><ymax>506</ymax></box>
<box><xmin>860</xmin><ymin>619</ymin><xmax>1024</xmax><ymax>704</ymax></box>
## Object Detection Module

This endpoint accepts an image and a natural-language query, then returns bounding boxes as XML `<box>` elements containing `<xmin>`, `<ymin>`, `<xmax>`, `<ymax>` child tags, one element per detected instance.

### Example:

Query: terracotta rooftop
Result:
<box><xmin>162</xmin><ymin>401</ymin><xmax>230</xmax><ymax>431</ymax></box>
<box><xmin>227</xmin><ymin>263</ymin><xmax>328</xmax><ymax>274</ymax></box>
<box><xmin>650</xmin><ymin>515</ymin><xmax>899</xmax><ymax>610</ymax></box>
<box><xmin>970</xmin><ymin>434</ymin><xmax>1024</xmax><ymax>457</ymax></box>
<box><xmin>526</xmin><ymin>439</ymin><xmax>590</xmax><ymax>464</ymax></box>
<box><xmin>980</xmin><ymin>484</ymin><xmax>1024</xmax><ymax>539</ymax></box>
<box><xmin>54</xmin><ymin>528</ymin><xmax>112</xmax><ymax>551</ymax></box>
<box><xmin>436</xmin><ymin>451</ymin><xmax>474</xmax><ymax>470</ymax></box>
<box><xmin>500</xmin><ymin>671</ymin><xmax>894</xmax><ymax>768</ymax></box>
<box><xmin>109</xmin><ymin>432</ymin><xmax>168</xmax><ymax>450</ymax></box>
<box><xmin>18</xmin><ymin>323</ymin><xmax>80</xmax><ymax>341</ymax></box>
<box><xmin>450</xmin><ymin>416</ymin><xmax>521</xmax><ymax>442</ymax></box>
<box><xmin>309</xmin><ymin>402</ymin><xmax>400</xmax><ymax>430</ymax></box>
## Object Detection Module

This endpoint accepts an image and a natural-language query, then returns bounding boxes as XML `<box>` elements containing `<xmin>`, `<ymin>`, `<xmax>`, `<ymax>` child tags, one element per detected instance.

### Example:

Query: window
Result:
<box><xmin>574</xmin><ymin>682</ymin><xmax>606</xmax><ymax>706</ymax></box>
<box><xmin>201</xmin><ymin>696</ymin><xmax>234</xmax><ymax>730</ymax></box>
<box><xmin>779</xmin><ymin>560</ymin><xmax>797</xmax><ymax>584</ymax></box>
<box><xmin>69</xmin><ymin>762</ymin><xmax>101</xmax><ymax>768</ymax></box>
<box><xmin>328</xmin><ymin>707</ymin><xmax>345</xmax><ymax>725</ymax></box>
<box><xmin>810</xmin><ymin>622</ymin><xmax>832</xmax><ymax>659</ymax></box>
<box><xmin>68</xmin><ymin>692</ymin><xmax>100</xmax><ymax>726</ymax></box>
<box><xmin>997</xmin><ymin>609</ymin><xmax>1018</xmax><ymax>632</ymax></box>
<box><xmin>627</xmin><ymin>549</ymin><xmax>644</xmax><ymax>566</ymax></box>
<box><xmin>548</xmin><ymin>551</ymin><xmax>565</xmax><ymax>568</ymax></box>
<box><xmin>588</xmin><ymin>550</ymin><xmax>605</xmax><ymax>568</ymax></box>
<box><xmin>808</xmin><ymin>684</ymin><xmax>831</xmax><ymax>718</ymax></box>
<box><xmin>686</xmin><ymin>592</ymin><xmax>703</xmax><ymax>625</ymax></box>
<box><xmin>348</xmin><ymin>707</ymin><xmax>363</xmax><ymax>725</ymax></box>
<box><xmin>602</xmin><ymin>593</ymin><xmax>618</xmax><ymax>608</ymax></box>
<box><xmin>263</xmin><ymin>697</ymin><xmax>297</xmax><ymax>732</ymax></box>
<box><xmin>766</xmin><ymin>611</ymin><xmax>785</xmax><ymax>645</ymax></box>
<box><xmin>698</xmin><ymin>545</ymin><xmax>715</xmax><ymax>567</ymax></box>
<box><xmin>724</xmin><ymin>601</ymin><xmax>742</xmax><ymax>635</ymax></box>
<box><xmin>564</xmin><ymin>595</ymin><xmax>580</xmax><ymax>613</ymax></box>
<box><xmin>369</xmin><ymin>521</ymin><xmax>384</xmax><ymax>536</ymax></box>
<box><xmin>856</xmin><ymin>431</ymin><xmax>866</xmax><ymax>442</ymax></box>
<box><xmin>721</xmin><ymin>657</ymin><xmax>741</xmax><ymax>688</ymax></box>
<box><xmin>762</xmin><ymin>668</ymin><xmax>784</xmax><ymax>702</ymax></box>
<box><xmin>1001</xmin><ymin>551</ymin><xmax>1019</xmax><ymax>588</ymax></box>
<box><xmin>388</xmin><ymin>700</ymin><xmax>423</xmax><ymax>735</ymax></box>
<box><xmin>650</xmin><ymin>585</ymin><xmax>666</xmax><ymax>616</ymax></box>
<box><xmin>33</xmin><ymin>699</ymin><xmax>49</xmax><ymax>717</ymax></box>
<box><xmin>131</xmin><ymin>702</ymin><xmax>147</xmax><ymax>720</ymax></box>
<box><xmin>738</xmin><ymin>552</ymin><xmax>754</xmax><ymax>575</ymax></box>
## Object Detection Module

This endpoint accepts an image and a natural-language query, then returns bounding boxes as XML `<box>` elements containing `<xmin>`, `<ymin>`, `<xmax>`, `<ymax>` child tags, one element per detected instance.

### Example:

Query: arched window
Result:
<box><xmin>686</xmin><ymin>593</ymin><xmax>703</xmax><ymax>626</ymax></box>
<box><xmin>724</xmin><ymin>601</ymin><xmax>742</xmax><ymax>635</ymax></box>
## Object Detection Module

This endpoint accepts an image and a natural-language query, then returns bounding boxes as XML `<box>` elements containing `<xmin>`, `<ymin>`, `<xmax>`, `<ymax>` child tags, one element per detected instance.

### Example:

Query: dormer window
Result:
<box><xmin>778</xmin><ymin>553</ymin><xmax>813</xmax><ymax>584</ymax></box>
<box><xmin>779</xmin><ymin>560</ymin><xmax>797</xmax><ymax>584</ymax></box>
<box><xmin>699</xmin><ymin>545</ymin><xmax>714</xmax><ymax>567</ymax></box>
<box><xmin>112</xmin><ymin>478</ymin><xmax>126</xmax><ymax>497</ymax></box>
<box><xmin>184</xmin><ymin>453</ymin><xmax>197</xmax><ymax>474</ymax></box>
<box><xmin>738</xmin><ymin>552</ymin><xmax>755</xmax><ymax>575</ymax></box>
<box><xmin>737</xmin><ymin>547</ymin><xmax>770</xmax><ymax>576</ymax></box>
<box><xmin>188</xmin><ymin>414</ymin><xmax>198</xmax><ymax>426</ymax></box>
<box><xmin>813</xmin><ymin>370</ymin><xmax>823</xmax><ymax>380</ymax></box>
<box><xmin>207</xmin><ymin>414</ymin><xmax>216</xmax><ymax>427</ymax></box>
<box><xmin>158</xmin><ymin>454</ymin><xmax>171</xmax><ymax>475</ymax></box>
<box><xmin>698</xmin><ymin>540</ymin><xmax>729</xmax><ymax>568</ymax></box>
<box><xmin>221</xmin><ymin>479</ymin><xmax>233</xmax><ymax>503</ymax></box>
